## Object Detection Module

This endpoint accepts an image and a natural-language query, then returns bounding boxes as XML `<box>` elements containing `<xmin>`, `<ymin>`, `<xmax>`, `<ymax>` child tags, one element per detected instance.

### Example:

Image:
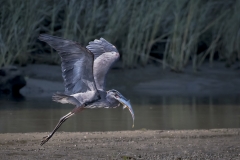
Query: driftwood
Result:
<box><xmin>0</xmin><ymin>66</ymin><xmax>26</xmax><ymax>97</ymax></box>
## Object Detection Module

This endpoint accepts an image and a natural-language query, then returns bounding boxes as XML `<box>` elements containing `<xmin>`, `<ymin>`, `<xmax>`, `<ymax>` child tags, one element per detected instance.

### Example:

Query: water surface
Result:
<box><xmin>0</xmin><ymin>95</ymin><xmax>239</xmax><ymax>133</ymax></box>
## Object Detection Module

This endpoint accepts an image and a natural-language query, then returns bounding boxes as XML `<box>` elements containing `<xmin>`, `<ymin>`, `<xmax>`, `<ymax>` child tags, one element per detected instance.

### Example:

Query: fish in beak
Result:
<box><xmin>115</xmin><ymin>95</ymin><xmax>135</xmax><ymax>128</ymax></box>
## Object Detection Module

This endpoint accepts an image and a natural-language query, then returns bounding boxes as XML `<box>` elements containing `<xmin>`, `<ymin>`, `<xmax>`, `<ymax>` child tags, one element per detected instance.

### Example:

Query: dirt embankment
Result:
<box><xmin>20</xmin><ymin>62</ymin><xmax>240</xmax><ymax>98</ymax></box>
<box><xmin>0</xmin><ymin>129</ymin><xmax>239</xmax><ymax>160</ymax></box>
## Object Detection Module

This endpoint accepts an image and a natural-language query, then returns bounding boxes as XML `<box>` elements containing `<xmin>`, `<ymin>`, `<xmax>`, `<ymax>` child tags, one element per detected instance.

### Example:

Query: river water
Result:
<box><xmin>0</xmin><ymin>95</ymin><xmax>239</xmax><ymax>133</ymax></box>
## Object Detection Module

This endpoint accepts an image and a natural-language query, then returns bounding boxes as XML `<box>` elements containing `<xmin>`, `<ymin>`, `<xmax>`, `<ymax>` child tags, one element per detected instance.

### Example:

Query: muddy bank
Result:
<box><xmin>0</xmin><ymin>129</ymin><xmax>239</xmax><ymax>160</ymax></box>
<box><xmin>19</xmin><ymin>62</ymin><xmax>240</xmax><ymax>98</ymax></box>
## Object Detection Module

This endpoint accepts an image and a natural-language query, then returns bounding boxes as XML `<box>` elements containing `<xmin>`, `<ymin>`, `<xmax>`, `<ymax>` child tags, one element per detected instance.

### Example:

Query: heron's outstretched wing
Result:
<box><xmin>86</xmin><ymin>38</ymin><xmax>119</xmax><ymax>91</ymax></box>
<box><xmin>39</xmin><ymin>34</ymin><xmax>98</xmax><ymax>97</ymax></box>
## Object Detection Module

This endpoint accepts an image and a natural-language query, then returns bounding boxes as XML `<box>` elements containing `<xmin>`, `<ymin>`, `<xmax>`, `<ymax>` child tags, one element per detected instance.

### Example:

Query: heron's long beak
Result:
<box><xmin>116</xmin><ymin>96</ymin><xmax>135</xmax><ymax>128</ymax></box>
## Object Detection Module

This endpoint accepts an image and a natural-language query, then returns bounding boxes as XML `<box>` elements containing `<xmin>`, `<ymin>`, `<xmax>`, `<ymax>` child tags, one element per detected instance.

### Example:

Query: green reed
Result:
<box><xmin>0</xmin><ymin>0</ymin><xmax>239</xmax><ymax>70</ymax></box>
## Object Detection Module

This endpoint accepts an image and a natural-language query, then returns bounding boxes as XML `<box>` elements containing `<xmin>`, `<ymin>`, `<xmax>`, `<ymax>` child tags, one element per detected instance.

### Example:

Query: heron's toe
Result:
<box><xmin>40</xmin><ymin>135</ymin><xmax>50</xmax><ymax>146</ymax></box>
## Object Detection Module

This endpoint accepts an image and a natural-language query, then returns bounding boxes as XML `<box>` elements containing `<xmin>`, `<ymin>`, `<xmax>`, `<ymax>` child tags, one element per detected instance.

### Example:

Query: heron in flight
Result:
<box><xmin>39</xmin><ymin>34</ymin><xmax>134</xmax><ymax>146</ymax></box>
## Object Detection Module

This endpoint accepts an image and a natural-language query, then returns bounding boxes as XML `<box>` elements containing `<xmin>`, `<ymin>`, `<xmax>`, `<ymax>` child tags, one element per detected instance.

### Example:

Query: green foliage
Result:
<box><xmin>0</xmin><ymin>0</ymin><xmax>239</xmax><ymax>70</ymax></box>
<box><xmin>0</xmin><ymin>0</ymin><xmax>45</xmax><ymax>66</ymax></box>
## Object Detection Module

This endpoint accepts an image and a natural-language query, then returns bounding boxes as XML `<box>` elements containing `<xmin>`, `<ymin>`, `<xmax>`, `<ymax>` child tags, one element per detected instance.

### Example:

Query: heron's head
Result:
<box><xmin>107</xmin><ymin>89</ymin><xmax>135</xmax><ymax>128</ymax></box>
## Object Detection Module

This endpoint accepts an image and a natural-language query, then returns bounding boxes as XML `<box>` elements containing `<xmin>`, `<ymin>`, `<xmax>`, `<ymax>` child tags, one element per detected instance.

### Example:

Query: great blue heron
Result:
<box><xmin>39</xmin><ymin>34</ymin><xmax>134</xmax><ymax>146</ymax></box>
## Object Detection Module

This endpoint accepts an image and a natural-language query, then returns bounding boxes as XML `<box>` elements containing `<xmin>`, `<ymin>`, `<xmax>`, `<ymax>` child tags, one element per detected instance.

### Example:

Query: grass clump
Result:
<box><xmin>0</xmin><ymin>0</ymin><xmax>45</xmax><ymax>66</ymax></box>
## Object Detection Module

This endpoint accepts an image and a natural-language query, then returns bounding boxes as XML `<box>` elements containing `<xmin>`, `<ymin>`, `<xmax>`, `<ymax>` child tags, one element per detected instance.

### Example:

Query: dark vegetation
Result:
<box><xmin>0</xmin><ymin>0</ymin><xmax>239</xmax><ymax>71</ymax></box>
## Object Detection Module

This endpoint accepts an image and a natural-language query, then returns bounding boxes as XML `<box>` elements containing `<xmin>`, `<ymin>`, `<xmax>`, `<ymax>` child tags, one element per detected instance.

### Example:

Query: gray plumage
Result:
<box><xmin>38</xmin><ymin>34</ymin><xmax>134</xmax><ymax>146</ymax></box>
<box><xmin>86</xmin><ymin>38</ymin><xmax>119</xmax><ymax>91</ymax></box>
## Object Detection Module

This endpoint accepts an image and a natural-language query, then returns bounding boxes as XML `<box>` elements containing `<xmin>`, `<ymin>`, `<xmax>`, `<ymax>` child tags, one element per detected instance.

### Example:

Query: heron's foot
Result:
<box><xmin>40</xmin><ymin>135</ymin><xmax>51</xmax><ymax>146</ymax></box>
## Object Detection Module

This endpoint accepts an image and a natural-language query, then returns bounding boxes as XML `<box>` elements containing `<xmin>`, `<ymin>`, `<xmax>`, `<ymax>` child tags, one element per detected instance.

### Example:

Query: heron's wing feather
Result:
<box><xmin>39</xmin><ymin>34</ymin><xmax>99</xmax><ymax>99</ymax></box>
<box><xmin>86</xmin><ymin>38</ymin><xmax>119</xmax><ymax>90</ymax></box>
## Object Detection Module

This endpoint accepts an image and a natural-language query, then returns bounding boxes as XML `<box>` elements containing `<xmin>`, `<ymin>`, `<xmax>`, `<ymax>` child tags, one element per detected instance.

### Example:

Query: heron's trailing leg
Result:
<box><xmin>40</xmin><ymin>107</ymin><xmax>84</xmax><ymax>146</ymax></box>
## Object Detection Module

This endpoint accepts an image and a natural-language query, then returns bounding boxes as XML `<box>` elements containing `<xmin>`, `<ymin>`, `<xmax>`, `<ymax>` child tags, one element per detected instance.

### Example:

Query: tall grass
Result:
<box><xmin>0</xmin><ymin>0</ymin><xmax>239</xmax><ymax>70</ymax></box>
<box><xmin>0</xmin><ymin>0</ymin><xmax>45</xmax><ymax>66</ymax></box>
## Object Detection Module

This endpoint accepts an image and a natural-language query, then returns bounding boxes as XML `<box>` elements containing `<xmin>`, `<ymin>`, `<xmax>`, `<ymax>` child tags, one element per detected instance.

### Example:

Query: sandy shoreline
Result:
<box><xmin>0</xmin><ymin>129</ymin><xmax>239</xmax><ymax>159</ymax></box>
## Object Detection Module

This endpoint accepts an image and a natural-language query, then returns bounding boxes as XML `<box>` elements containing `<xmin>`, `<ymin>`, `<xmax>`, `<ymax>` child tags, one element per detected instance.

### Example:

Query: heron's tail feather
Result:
<box><xmin>52</xmin><ymin>92</ymin><xmax>81</xmax><ymax>106</ymax></box>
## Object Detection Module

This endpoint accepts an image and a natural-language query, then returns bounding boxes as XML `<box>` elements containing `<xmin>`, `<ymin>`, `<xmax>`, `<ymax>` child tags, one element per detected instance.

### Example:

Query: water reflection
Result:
<box><xmin>0</xmin><ymin>95</ymin><xmax>239</xmax><ymax>133</ymax></box>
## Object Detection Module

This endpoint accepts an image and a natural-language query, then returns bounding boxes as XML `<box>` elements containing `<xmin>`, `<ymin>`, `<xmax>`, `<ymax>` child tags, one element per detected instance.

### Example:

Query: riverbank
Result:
<box><xmin>0</xmin><ymin>129</ymin><xmax>239</xmax><ymax>159</ymax></box>
<box><xmin>19</xmin><ymin>62</ymin><xmax>240</xmax><ymax>98</ymax></box>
